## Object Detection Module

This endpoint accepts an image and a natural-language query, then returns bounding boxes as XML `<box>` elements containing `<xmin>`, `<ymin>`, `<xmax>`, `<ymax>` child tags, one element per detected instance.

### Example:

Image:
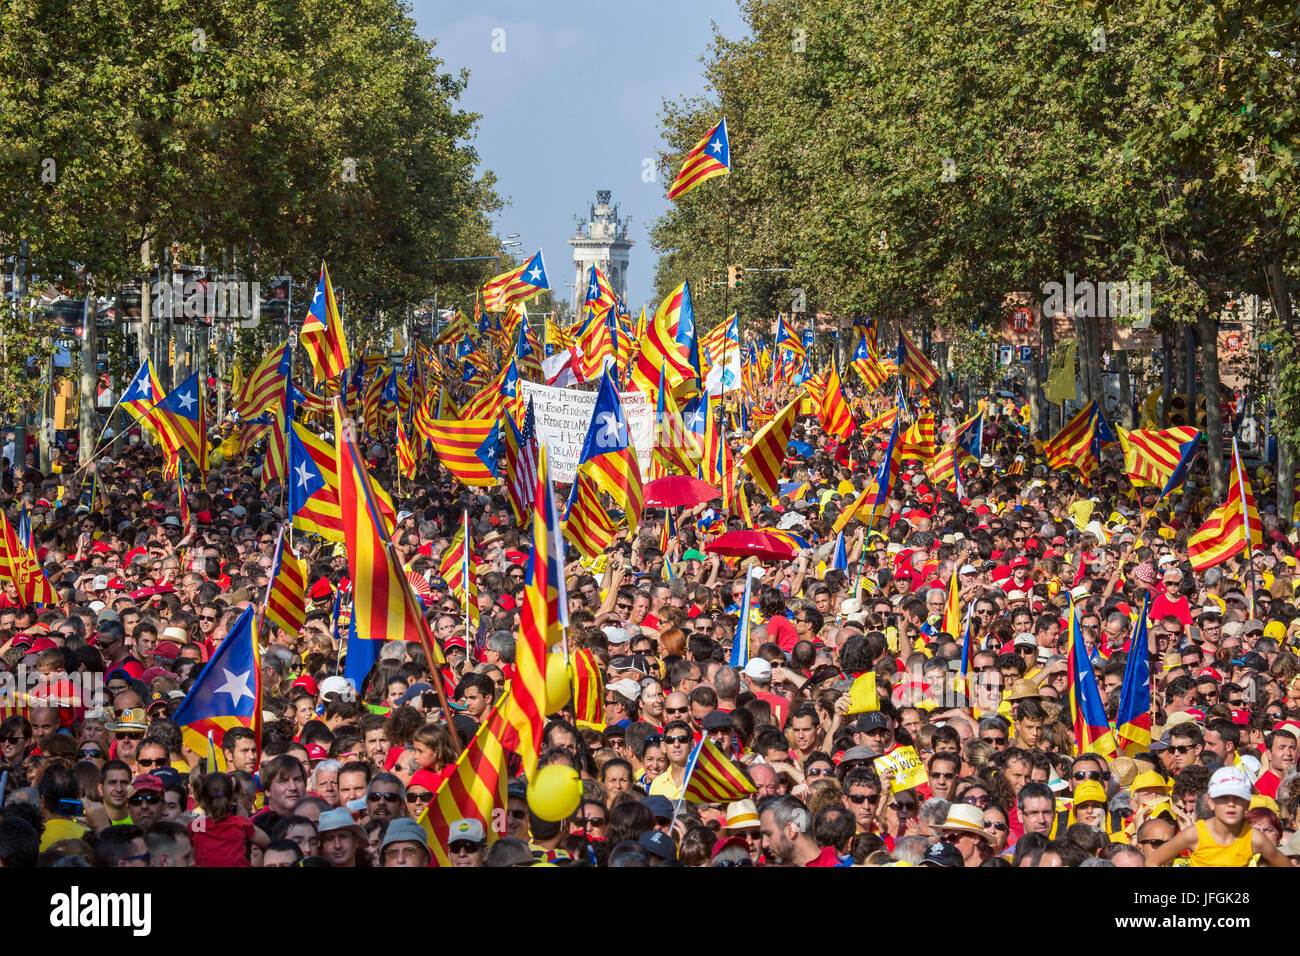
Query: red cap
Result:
<box><xmin>1198</xmin><ymin>667</ymin><xmax>1223</xmax><ymax>682</ymax></box>
<box><xmin>153</xmin><ymin>642</ymin><xmax>179</xmax><ymax>661</ymax></box>
<box><xmin>308</xmin><ymin>578</ymin><xmax>334</xmax><ymax>600</ymax></box>
<box><xmin>444</xmin><ymin>635</ymin><xmax>467</xmax><ymax>652</ymax></box>
<box><xmin>1010</xmin><ymin>556</ymin><xmax>1030</xmax><ymax>568</ymax></box>
<box><xmin>1229</xmin><ymin>709</ymin><xmax>1251</xmax><ymax>726</ymax></box>
<box><xmin>306</xmin><ymin>743</ymin><xmax>328</xmax><ymax>762</ymax></box>
<box><xmin>292</xmin><ymin>674</ymin><xmax>319</xmax><ymax>696</ymax></box>
<box><xmin>497</xmin><ymin>594</ymin><xmax>517</xmax><ymax>612</ymax></box>
<box><xmin>91</xmin><ymin>542</ymin><xmax>114</xmax><ymax>554</ymax></box>
<box><xmin>975</xmin><ymin>505</ymin><xmax>991</xmax><ymax>515</ymax></box>
<box><xmin>28</xmin><ymin>637</ymin><xmax>57</xmax><ymax>653</ymax></box>
<box><xmin>408</xmin><ymin>769</ymin><xmax>444</xmax><ymax>793</ymax></box>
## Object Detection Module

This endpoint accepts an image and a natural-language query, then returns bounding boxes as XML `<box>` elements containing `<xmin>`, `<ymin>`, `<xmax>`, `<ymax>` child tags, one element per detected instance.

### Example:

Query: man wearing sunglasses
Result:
<box><xmin>126</xmin><ymin>774</ymin><xmax>165</xmax><ymax>830</ymax></box>
<box><xmin>365</xmin><ymin>773</ymin><xmax>407</xmax><ymax>824</ymax></box>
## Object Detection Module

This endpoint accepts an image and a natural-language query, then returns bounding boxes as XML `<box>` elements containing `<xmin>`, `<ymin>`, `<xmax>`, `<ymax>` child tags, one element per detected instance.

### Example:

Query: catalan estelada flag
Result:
<box><xmin>504</xmin><ymin>443</ymin><xmax>567</xmax><ymax>778</ymax></box>
<box><xmin>119</xmin><ymin>360</ymin><xmax>167</xmax><ymax>441</ymax></box>
<box><xmin>896</xmin><ymin>412</ymin><xmax>935</xmax><ymax>466</ymax></box>
<box><xmin>395</xmin><ymin>411</ymin><xmax>418</xmax><ymax>480</ymax></box>
<box><xmin>570</xmin><ymin>369</ymin><xmax>643</xmax><ymax>529</ymax></box>
<box><xmin>481</xmin><ymin>250</ymin><xmax>550</xmax><ymax>312</ymax></box>
<box><xmin>0</xmin><ymin>508</ymin><xmax>55</xmax><ymax>605</ymax></box>
<box><xmin>741</xmin><ymin>397</ymin><xmax>799</xmax><ymax>497</ymax></box>
<box><xmin>1117</xmin><ymin>425</ymin><xmax>1201</xmax><ymax>493</ymax></box>
<box><xmin>895</xmin><ymin>328</ymin><xmax>940</xmax><ymax>390</ymax></box>
<box><xmin>871</xmin><ymin>412</ymin><xmax>903</xmax><ymax>509</ymax></box>
<box><xmin>424</xmin><ymin>419</ymin><xmax>500</xmax><ymax>487</ymax></box>
<box><xmin>1065</xmin><ymin>594</ymin><xmax>1116</xmax><ymax>758</ymax></box>
<box><xmin>818</xmin><ymin>362</ymin><xmax>855</xmax><ymax>441</ymax></box>
<box><xmin>172</xmin><ymin>603</ymin><xmax>261</xmax><ymax>762</ymax></box>
<box><xmin>682</xmin><ymin>736</ymin><xmax>757</xmax><ymax>803</ymax></box>
<box><xmin>300</xmin><ymin>262</ymin><xmax>351</xmax><ymax>384</ymax></box>
<box><xmin>850</xmin><ymin>332</ymin><xmax>888</xmax><ymax>391</ymax></box>
<box><xmin>668</xmin><ymin>117</ymin><xmax>730</xmax><ymax>200</ymax></box>
<box><xmin>1045</xmin><ymin>400</ymin><xmax>1110</xmax><ymax>483</ymax></box>
<box><xmin>582</xmin><ymin>263</ymin><xmax>617</xmax><ymax>317</ymax></box>
<box><xmin>1188</xmin><ymin>438</ymin><xmax>1262</xmax><ymax>573</ymax></box>
<box><xmin>334</xmin><ymin>399</ymin><xmax>424</xmax><ymax>644</ymax></box>
<box><xmin>1115</xmin><ymin>592</ymin><xmax>1153</xmax><ymax>753</ymax></box>
<box><xmin>265</xmin><ymin>528</ymin><xmax>307</xmax><ymax>636</ymax></box>
<box><xmin>150</xmin><ymin>372</ymin><xmax>207</xmax><ymax>474</ymax></box>
<box><xmin>288</xmin><ymin>421</ymin><xmax>345</xmax><ymax>542</ymax></box>
<box><xmin>418</xmin><ymin>695</ymin><xmax>513</xmax><ymax>866</ymax></box>
<box><xmin>235</xmin><ymin>340</ymin><xmax>290</xmax><ymax>419</ymax></box>
<box><xmin>630</xmin><ymin>280</ymin><xmax>698</xmax><ymax>402</ymax></box>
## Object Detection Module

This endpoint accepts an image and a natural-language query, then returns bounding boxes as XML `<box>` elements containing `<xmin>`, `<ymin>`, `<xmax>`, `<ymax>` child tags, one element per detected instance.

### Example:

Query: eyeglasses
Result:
<box><xmin>448</xmin><ymin>841</ymin><xmax>481</xmax><ymax>854</ymax></box>
<box><xmin>136</xmin><ymin>757</ymin><xmax>169</xmax><ymax>768</ymax></box>
<box><xmin>664</xmin><ymin>734</ymin><xmax>692</xmax><ymax>745</ymax></box>
<box><xmin>406</xmin><ymin>790</ymin><xmax>434</xmax><ymax>805</ymax></box>
<box><xmin>128</xmin><ymin>793</ymin><xmax>161</xmax><ymax>805</ymax></box>
<box><xmin>716</xmin><ymin>858</ymin><xmax>753</xmax><ymax>867</ymax></box>
<box><xmin>368</xmin><ymin>791</ymin><xmax>402</xmax><ymax>803</ymax></box>
<box><xmin>845</xmin><ymin>793</ymin><xmax>878</xmax><ymax>804</ymax></box>
<box><xmin>615</xmin><ymin>602</ymin><xmax>632</xmax><ymax>611</ymax></box>
<box><xmin>507</xmin><ymin>808</ymin><xmax>528</xmax><ymax>820</ymax></box>
<box><xmin>806</xmin><ymin>767</ymin><xmax>835</xmax><ymax>778</ymax></box>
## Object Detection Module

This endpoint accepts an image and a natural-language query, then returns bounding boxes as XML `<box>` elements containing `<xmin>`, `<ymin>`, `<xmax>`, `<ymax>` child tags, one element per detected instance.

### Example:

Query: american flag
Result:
<box><xmin>503</xmin><ymin>399</ymin><xmax>539</xmax><ymax>527</ymax></box>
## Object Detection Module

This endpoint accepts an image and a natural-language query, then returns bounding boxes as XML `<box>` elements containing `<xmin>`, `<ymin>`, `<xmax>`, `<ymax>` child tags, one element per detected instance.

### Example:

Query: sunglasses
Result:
<box><xmin>964</xmin><ymin>794</ymin><xmax>993</xmax><ymax>808</ymax></box>
<box><xmin>1168</xmin><ymin>744</ymin><xmax>1196</xmax><ymax>755</ymax></box>
<box><xmin>406</xmin><ymin>790</ymin><xmax>434</xmax><ymax>804</ymax></box>
<box><xmin>930</xmin><ymin>771</ymin><xmax>957</xmax><ymax>780</ymax></box>
<box><xmin>77</xmin><ymin>750</ymin><xmax>104</xmax><ymax>759</ymax></box>
<box><xmin>583</xmin><ymin>817</ymin><xmax>607</xmax><ymax>829</ymax></box>
<box><xmin>1071</xmin><ymin>770</ymin><xmax>1109</xmax><ymax>782</ymax></box>
<box><xmin>982</xmin><ymin>736</ymin><xmax>1007</xmax><ymax>746</ymax></box>
<box><xmin>136</xmin><ymin>757</ymin><xmax>170</xmax><ymax>768</ymax></box>
<box><xmin>985</xmin><ymin>821</ymin><xmax>1009</xmax><ymax>832</ymax></box>
<box><xmin>0</xmin><ymin>736</ymin><xmax>29</xmax><ymax>744</ymax></box>
<box><xmin>644</xmin><ymin>734</ymin><xmax>664</xmax><ymax>746</ymax></box>
<box><xmin>507</xmin><ymin>808</ymin><xmax>528</xmax><ymax>820</ymax></box>
<box><xmin>806</xmin><ymin>767</ymin><xmax>835</xmax><ymax>778</ymax></box>
<box><xmin>1137</xmin><ymin>838</ymin><xmax>1167</xmax><ymax>848</ymax></box>
<box><xmin>716</xmin><ymin>858</ymin><xmax>753</xmax><ymax>867</ymax></box>
<box><xmin>115</xmin><ymin>732</ymin><xmax>144</xmax><ymax>741</ymax></box>
<box><xmin>845</xmin><ymin>793</ymin><xmax>878</xmax><ymax>805</ymax></box>
<box><xmin>368</xmin><ymin>792</ymin><xmax>402</xmax><ymax>803</ymax></box>
<box><xmin>665</xmin><ymin>707</ymin><xmax>689</xmax><ymax>716</ymax></box>
<box><xmin>664</xmin><ymin>734</ymin><xmax>692</xmax><ymax>745</ymax></box>
<box><xmin>448</xmin><ymin>841</ymin><xmax>482</xmax><ymax>854</ymax></box>
<box><xmin>128</xmin><ymin>793</ymin><xmax>161</xmax><ymax>805</ymax></box>
<box><xmin>889</xmin><ymin>801</ymin><xmax>917</xmax><ymax>813</ymax></box>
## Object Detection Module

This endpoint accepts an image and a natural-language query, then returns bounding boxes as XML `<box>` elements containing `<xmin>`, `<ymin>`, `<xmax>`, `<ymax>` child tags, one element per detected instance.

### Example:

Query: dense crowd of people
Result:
<box><xmin>0</xmin><ymin>384</ymin><xmax>1297</xmax><ymax>869</ymax></box>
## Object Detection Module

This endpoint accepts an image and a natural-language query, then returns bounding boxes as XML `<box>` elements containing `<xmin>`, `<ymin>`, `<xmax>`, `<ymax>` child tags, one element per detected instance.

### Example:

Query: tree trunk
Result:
<box><xmin>1186</xmin><ymin>320</ymin><xmax>1199</xmax><ymax>430</ymax></box>
<box><xmin>1200</xmin><ymin>310</ymin><xmax>1225</xmax><ymax>497</ymax></box>
<box><xmin>79</xmin><ymin>295</ymin><xmax>97</xmax><ymax>464</ymax></box>
<box><xmin>1041</xmin><ymin>305</ymin><xmax>1056</xmax><ymax>436</ymax></box>
<box><xmin>935</xmin><ymin>341</ymin><xmax>951</xmax><ymax>420</ymax></box>
<box><xmin>1268</xmin><ymin>257</ymin><xmax>1294</xmax><ymax>532</ymax></box>
<box><xmin>138</xmin><ymin>238</ymin><xmax>152</xmax><ymax>369</ymax></box>
<box><xmin>1117</xmin><ymin>348</ymin><xmax>1132</xmax><ymax>427</ymax></box>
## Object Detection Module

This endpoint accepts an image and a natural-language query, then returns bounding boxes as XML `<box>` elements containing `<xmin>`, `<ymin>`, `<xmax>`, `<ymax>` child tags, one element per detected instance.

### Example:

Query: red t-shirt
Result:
<box><xmin>754</xmin><ymin>691</ymin><xmax>789</xmax><ymax>727</ymax></box>
<box><xmin>1255</xmin><ymin>769</ymin><xmax>1282</xmax><ymax>799</ymax></box>
<box><xmin>190</xmin><ymin>814</ymin><xmax>255</xmax><ymax>867</ymax></box>
<box><xmin>805</xmin><ymin>844</ymin><xmax>840</xmax><ymax>867</ymax></box>
<box><xmin>767</xmin><ymin>615</ymin><xmax>799</xmax><ymax>654</ymax></box>
<box><xmin>1149</xmin><ymin>593</ymin><xmax>1192</xmax><ymax>628</ymax></box>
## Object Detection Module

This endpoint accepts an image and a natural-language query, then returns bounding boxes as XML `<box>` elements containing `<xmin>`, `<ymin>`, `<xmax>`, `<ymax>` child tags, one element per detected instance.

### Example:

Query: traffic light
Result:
<box><xmin>727</xmin><ymin>265</ymin><xmax>744</xmax><ymax>288</ymax></box>
<box><xmin>710</xmin><ymin>269</ymin><xmax>726</xmax><ymax>290</ymax></box>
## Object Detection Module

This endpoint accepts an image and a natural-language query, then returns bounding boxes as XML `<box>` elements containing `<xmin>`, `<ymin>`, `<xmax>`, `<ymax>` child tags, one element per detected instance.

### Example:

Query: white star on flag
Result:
<box><xmin>215</xmin><ymin>667</ymin><xmax>254</xmax><ymax>707</ymax></box>
<box><xmin>294</xmin><ymin>460</ymin><xmax>314</xmax><ymax>489</ymax></box>
<box><xmin>597</xmin><ymin>410</ymin><xmax>625</xmax><ymax>445</ymax></box>
<box><xmin>176</xmin><ymin>390</ymin><xmax>196</xmax><ymax>412</ymax></box>
<box><xmin>528</xmin><ymin>267</ymin><xmax>543</xmax><ymax>282</ymax></box>
<box><xmin>710</xmin><ymin>139</ymin><xmax>722</xmax><ymax>154</ymax></box>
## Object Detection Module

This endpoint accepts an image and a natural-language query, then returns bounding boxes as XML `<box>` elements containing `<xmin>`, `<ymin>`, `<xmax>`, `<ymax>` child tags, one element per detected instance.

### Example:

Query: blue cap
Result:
<box><xmin>638</xmin><ymin>830</ymin><xmax>677</xmax><ymax>860</ymax></box>
<box><xmin>641</xmin><ymin>795</ymin><xmax>674</xmax><ymax>820</ymax></box>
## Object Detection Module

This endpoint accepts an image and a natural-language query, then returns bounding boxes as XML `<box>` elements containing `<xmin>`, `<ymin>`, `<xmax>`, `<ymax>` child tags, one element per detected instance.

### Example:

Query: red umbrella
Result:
<box><xmin>704</xmin><ymin>529</ymin><xmax>797</xmax><ymax>562</ymax></box>
<box><xmin>643</xmin><ymin>475</ymin><xmax>720</xmax><ymax>508</ymax></box>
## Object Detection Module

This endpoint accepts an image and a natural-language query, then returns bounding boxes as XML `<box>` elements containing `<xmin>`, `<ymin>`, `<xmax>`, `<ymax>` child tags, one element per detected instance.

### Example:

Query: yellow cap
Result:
<box><xmin>1073</xmin><ymin>781</ymin><xmax>1108</xmax><ymax>805</ymax></box>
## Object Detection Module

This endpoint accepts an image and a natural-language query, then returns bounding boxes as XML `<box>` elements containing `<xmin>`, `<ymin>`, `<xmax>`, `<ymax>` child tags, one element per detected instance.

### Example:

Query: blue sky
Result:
<box><xmin>410</xmin><ymin>0</ymin><xmax>749</xmax><ymax>312</ymax></box>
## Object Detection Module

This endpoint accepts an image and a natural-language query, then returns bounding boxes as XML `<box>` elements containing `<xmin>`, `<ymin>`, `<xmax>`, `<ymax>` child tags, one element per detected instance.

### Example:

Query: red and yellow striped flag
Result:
<box><xmin>1118</xmin><ymin>425</ymin><xmax>1200</xmax><ymax>488</ymax></box>
<box><xmin>1188</xmin><ymin>440</ymin><xmax>1262</xmax><ymax>573</ymax></box>
<box><xmin>741</xmin><ymin>398</ymin><xmax>799</xmax><ymax>497</ymax></box>
<box><xmin>265</xmin><ymin>529</ymin><xmax>307</xmax><ymax>636</ymax></box>
<box><xmin>818</xmin><ymin>364</ymin><xmax>855</xmax><ymax>441</ymax></box>
<box><xmin>419</xmin><ymin>697</ymin><xmax>513</xmax><ymax>866</ymax></box>
<box><xmin>439</xmin><ymin>516</ymin><xmax>480</xmax><ymax>630</ymax></box>
<box><xmin>683</xmin><ymin>736</ymin><xmax>758</xmax><ymax>804</ymax></box>
<box><xmin>1045</xmin><ymin>401</ymin><xmax>1100</xmax><ymax>482</ymax></box>
<box><xmin>570</xmin><ymin>647</ymin><xmax>605</xmax><ymax>726</ymax></box>
<box><xmin>334</xmin><ymin>399</ymin><xmax>422</xmax><ymax>644</ymax></box>
<box><xmin>300</xmin><ymin>263</ymin><xmax>351</xmax><ymax>385</ymax></box>
<box><xmin>503</xmin><ymin>444</ymin><xmax>565</xmax><ymax>778</ymax></box>
<box><xmin>896</xmin><ymin>412</ymin><xmax>935</xmax><ymax>466</ymax></box>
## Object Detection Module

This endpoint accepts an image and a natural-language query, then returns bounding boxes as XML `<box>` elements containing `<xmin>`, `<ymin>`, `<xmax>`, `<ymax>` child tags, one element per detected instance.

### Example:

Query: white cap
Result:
<box><xmin>1070</xmin><ymin>585</ymin><xmax>1090</xmax><ymax>599</ymax></box>
<box><xmin>1158</xmin><ymin>554</ymin><xmax>1177</xmax><ymax>566</ymax></box>
<box><xmin>1013</xmin><ymin>633</ymin><xmax>1037</xmax><ymax>648</ymax></box>
<box><xmin>1239</xmin><ymin>754</ymin><xmax>1263</xmax><ymax>779</ymax></box>
<box><xmin>607</xmin><ymin>678</ymin><xmax>641</xmax><ymax>700</ymax></box>
<box><xmin>90</xmin><ymin>574</ymin><xmax>109</xmax><ymax>591</ymax></box>
<box><xmin>742</xmin><ymin>658</ymin><xmax>772</xmax><ymax>680</ymax></box>
<box><xmin>959</xmin><ymin>565</ymin><xmax>979</xmax><ymax>575</ymax></box>
<box><xmin>603</xmin><ymin>626</ymin><xmax>630</xmax><ymax>645</ymax></box>
<box><xmin>320</xmin><ymin>675</ymin><xmax>355</xmax><ymax>700</ymax></box>
<box><xmin>1208</xmin><ymin>765</ymin><xmax>1253</xmax><ymax>801</ymax></box>
<box><xmin>1007</xmin><ymin>589</ymin><xmax>1026</xmax><ymax>601</ymax></box>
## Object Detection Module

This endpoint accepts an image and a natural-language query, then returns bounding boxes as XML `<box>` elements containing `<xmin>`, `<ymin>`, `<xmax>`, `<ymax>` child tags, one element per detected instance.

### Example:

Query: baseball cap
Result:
<box><xmin>607</xmin><ymin>678</ymin><xmax>641</xmax><ymax>700</ymax></box>
<box><xmin>602</xmin><ymin>626</ymin><xmax>630</xmax><ymax>646</ymax></box>
<box><xmin>129</xmin><ymin>774</ymin><xmax>163</xmax><ymax>796</ymax></box>
<box><xmin>1207</xmin><ymin>765</ymin><xmax>1253</xmax><ymax>801</ymax></box>
<box><xmin>641</xmin><ymin>795</ymin><xmax>674</xmax><ymax>821</ymax></box>
<box><xmin>638</xmin><ymin>830</ymin><xmax>677</xmax><ymax>860</ymax></box>
<box><xmin>702</xmin><ymin>710</ymin><xmax>734</xmax><ymax>731</ymax></box>
<box><xmin>742</xmin><ymin>659</ymin><xmax>771</xmax><ymax>680</ymax></box>
<box><xmin>854</xmin><ymin>712</ymin><xmax>889</xmax><ymax>733</ymax></box>
<box><xmin>319</xmin><ymin>676</ymin><xmax>355</xmax><ymax>700</ymax></box>
<box><xmin>919</xmin><ymin>841</ymin><xmax>964</xmax><ymax>867</ymax></box>
<box><xmin>445</xmin><ymin>817</ymin><xmax>485</xmax><ymax>844</ymax></box>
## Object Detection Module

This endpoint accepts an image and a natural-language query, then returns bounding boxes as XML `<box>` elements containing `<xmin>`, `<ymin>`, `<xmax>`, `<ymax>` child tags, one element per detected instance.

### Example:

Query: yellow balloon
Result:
<box><xmin>527</xmin><ymin>764</ymin><xmax>581</xmax><ymax>821</ymax></box>
<box><xmin>544</xmin><ymin>654</ymin><xmax>571</xmax><ymax>714</ymax></box>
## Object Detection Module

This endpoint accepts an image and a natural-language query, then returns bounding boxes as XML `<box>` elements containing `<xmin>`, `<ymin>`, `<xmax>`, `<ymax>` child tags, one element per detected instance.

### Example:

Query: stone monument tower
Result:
<box><xmin>568</xmin><ymin>190</ymin><xmax>633</xmax><ymax>314</ymax></box>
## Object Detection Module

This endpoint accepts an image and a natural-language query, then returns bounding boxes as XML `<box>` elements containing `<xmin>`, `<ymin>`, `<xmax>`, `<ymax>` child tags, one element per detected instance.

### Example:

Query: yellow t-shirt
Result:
<box><xmin>40</xmin><ymin>816</ymin><xmax>89</xmax><ymax>851</ymax></box>
<box><xmin>648</xmin><ymin>768</ymin><xmax>685</xmax><ymax>801</ymax></box>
